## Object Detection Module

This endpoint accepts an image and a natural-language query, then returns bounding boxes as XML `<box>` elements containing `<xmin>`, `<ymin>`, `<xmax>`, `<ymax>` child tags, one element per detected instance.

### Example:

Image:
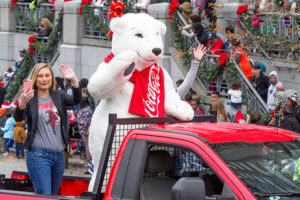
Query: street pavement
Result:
<box><xmin>0</xmin><ymin>150</ymin><xmax>91</xmax><ymax>179</ymax></box>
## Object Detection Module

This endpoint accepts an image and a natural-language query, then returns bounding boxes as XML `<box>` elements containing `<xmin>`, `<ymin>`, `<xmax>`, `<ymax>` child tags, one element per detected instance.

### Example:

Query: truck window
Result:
<box><xmin>211</xmin><ymin>141</ymin><xmax>300</xmax><ymax>199</ymax></box>
<box><xmin>139</xmin><ymin>144</ymin><xmax>234</xmax><ymax>200</ymax></box>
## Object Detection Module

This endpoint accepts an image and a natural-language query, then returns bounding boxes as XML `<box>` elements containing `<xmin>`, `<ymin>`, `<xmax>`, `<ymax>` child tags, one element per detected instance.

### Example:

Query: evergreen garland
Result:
<box><xmin>5</xmin><ymin>51</ymin><xmax>34</xmax><ymax>101</ymax></box>
<box><xmin>14</xmin><ymin>3</ymin><xmax>37</xmax><ymax>31</ymax></box>
<box><xmin>241</xmin><ymin>14</ymin><xmax>299</xmax><ymax>54</ymax></box>
<box><xmin>33</xmin><ymin>11</ymin><xmax>63</xmax><ymax>55</ymax></box>
<box><xmin>171</xmin><ymin>11</ymin><xmax>192</xmax><ymax>66</ymax></box>
<box><xmin>261</xmin><ymin>112</ymin><xmax>272</xmax><ymax>124</ymax></box>
<box><xmin>5</xmin><ymin>11</ymin><xmax>64</xmax><ymax>101</ymax></box>
<box><xmin>13</xmin><ymin>3</ymin><xmax>55</xmax><ymax>32</ymax></box>
<box><xmin>198</xmin><ymin>63</ymin><xmax>224</xmax><ymax>81</ymax></box>
<box><xmin>224</xmin><ymin>59</ymin><xmax>239</xmax><ymax>88</ymax></box>
<box><xmin>82</xmin><ymin>4</ymin><xmax>110</xmax><ymax>37</ymax></box>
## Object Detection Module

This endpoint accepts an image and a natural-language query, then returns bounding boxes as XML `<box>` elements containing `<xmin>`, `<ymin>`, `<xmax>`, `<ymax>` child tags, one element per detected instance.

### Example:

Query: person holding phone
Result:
<box><xmin>14</xmin><ymin>63</ymin><xmax>81</xmax><ymax>195</ymax></box>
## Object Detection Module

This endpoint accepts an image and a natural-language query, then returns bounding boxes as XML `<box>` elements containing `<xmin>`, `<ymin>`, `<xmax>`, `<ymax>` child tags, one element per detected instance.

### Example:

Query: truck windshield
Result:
<box><xmin>210</xmin><ymin>140</ymin><xmax>300</xmax><ymax>199</ymax></box>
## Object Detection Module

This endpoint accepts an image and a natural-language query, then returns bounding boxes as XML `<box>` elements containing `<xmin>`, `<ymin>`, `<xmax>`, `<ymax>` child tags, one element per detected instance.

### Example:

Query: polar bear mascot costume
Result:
<box><xmin>87</xmin><ymin>13</ymin><xmax>194</xmax><ymax>190</ymax></box>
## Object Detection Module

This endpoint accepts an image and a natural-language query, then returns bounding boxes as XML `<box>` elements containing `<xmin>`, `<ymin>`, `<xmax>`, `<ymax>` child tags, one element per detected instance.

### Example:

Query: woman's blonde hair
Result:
<box><xmin>28</xmin><ymin>63</ymin><xmax>56</xmax><ymax>91</ymax></box>
<box><xmin>212</xmin><ymin>100</ymin><xmax>228</xmax><ymax>122</ymax></box>
<box><xmin>40</xmin><ymin>18</ymin><xmax>53</xmax><ymax>28</ymax></box>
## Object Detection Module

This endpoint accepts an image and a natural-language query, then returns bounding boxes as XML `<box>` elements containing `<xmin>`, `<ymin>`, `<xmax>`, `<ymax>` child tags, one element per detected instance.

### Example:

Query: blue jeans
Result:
<box><xmin>3</xmin><ymin>138</ymin><xmax>10</xmax><ymax>153</ymax></box>
<box><xmin>26</xmin><ymin>147</ymin><xmax>65</xmax><ymax>195</ymax></box>
<box><xmin>15</xmin><ymin>142</ymin><xmax>25</xmax><ymax>158</ymax></box>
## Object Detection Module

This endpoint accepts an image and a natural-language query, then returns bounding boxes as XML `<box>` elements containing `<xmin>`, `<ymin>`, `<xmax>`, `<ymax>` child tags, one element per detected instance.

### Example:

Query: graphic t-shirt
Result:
<box><xmin>32</xmin><ymin>95</ymin><xmax>65</xmax><ymax>151</ymax></box>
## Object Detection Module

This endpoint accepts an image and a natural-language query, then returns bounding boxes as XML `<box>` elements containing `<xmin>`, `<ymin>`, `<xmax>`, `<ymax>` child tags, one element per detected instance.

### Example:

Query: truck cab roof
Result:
<box><xmin>141</xmin><ymin>122</ymin><xmax>300</xmax><ymax>143</ymax></box>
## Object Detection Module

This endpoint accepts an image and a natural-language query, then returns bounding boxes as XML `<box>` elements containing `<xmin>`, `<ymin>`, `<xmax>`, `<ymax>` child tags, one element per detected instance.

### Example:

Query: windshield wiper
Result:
<box><xmin>261</xmin><ymin>193</ymin><xmax>300</xmax><ymax>197</ymax></box>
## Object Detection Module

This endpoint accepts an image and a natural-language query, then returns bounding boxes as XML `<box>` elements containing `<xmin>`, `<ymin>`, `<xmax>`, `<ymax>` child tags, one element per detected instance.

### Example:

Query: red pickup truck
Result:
<box><xmin>1</xmin><ymin>114</ymin><xmax>300</xmax><ymax>200</ymax></box>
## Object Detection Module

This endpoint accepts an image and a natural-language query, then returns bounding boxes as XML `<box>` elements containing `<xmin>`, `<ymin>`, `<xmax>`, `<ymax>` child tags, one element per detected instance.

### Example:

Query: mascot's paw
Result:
<box><xmin>166</xmin><ymin>102</ymin><xmax>194</xmax><ymax>121</ymax></box>
<box><xmin>112</xmin><ymin>50</ymin><xmax>138</xmax><ymax>77</ymax></box>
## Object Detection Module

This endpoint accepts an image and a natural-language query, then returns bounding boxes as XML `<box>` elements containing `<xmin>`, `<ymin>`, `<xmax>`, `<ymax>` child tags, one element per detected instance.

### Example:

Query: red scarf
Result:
<box><xmin>104</xmin><ymin>53</ymin><xmax>165</xmax><ymax>117</ymax></box>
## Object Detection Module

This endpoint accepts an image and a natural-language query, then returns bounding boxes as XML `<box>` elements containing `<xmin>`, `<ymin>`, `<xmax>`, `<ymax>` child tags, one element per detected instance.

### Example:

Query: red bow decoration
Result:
<box><xmin>109</xmin><ymin>1</ymin><xmax>125</xmax><ymax>19</ymax></box>
<box><xmin>28</xmin><ymin>36</ymin><xmax>35</xmax><ymax>54</ymax></box>
<box><xmin>107</xmin><ymin>1</ymin><xmax>125</xmax><ymax>36</ymax></box>
<box><xmin>271</xmin><ymin>110</ymin><xmax>275</xmax><ymax>118</ymax></box>
<box><xmin>236</xmin><ymin>4</ymin><xmax>248</xmax><ymax>26</ymax></box>
<box><xmin>0</xmin><ymin>83</ymin><xmax>4</xmax><ymax>87</ymax></box>
<box><xmin>79</xmin><ymin>0</ymin><xmax>92</xmax><ymax>15</ymax></box>
<box><xmin>7</xmin><ymin>67</ymin><xmax>13</xmax><ymax>73</ymax></box>
<box><xmin>218</xmin><ymin>53</ymin><xmax>228</xmax><ymax>66</ymax></box>
<box><xmin>236</xmin><ymin>4</ymin><xmax>248</xmax><ymax>15</ymax></box>
<box><xmin>10</xmin><ymin>0</ymin><xmax>19</xmax><ymax>11</ymax></box>
<box><xmin>168</xmin><ymin>0</ymin><xmax>179</xmax><ymax>20</ymax></box>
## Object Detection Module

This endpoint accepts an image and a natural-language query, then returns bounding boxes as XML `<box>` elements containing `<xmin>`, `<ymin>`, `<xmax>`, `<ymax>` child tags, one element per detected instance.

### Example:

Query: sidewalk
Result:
<box><xmin>0</xmin><ymin>151</ymin><xmax>91</xmax><ymax>178</ymax></box>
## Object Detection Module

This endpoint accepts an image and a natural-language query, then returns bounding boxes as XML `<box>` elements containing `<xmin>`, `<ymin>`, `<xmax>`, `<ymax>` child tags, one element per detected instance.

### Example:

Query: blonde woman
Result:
<box><xmin>212</xmin><ymin>100</ymin><xmax>228</xmax><ymax>122</ymax></box>
<box><xmin>14</xmin><ymin>63</ymin><xmax>81</xmax><ymax>195</ymax></box>
<box><xmin>33</xmin><ymin>18</ymin><xmax>53</xmax><ymax>37</ymax></box>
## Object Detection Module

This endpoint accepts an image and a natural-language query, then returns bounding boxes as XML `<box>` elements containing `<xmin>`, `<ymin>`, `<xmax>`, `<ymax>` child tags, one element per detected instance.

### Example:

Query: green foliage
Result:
<box><xmin>5</xmin><ymin>52</ymin><xmax>34</xmax><ymax>101</ymax></box>
<box><xmin>171</xmin><ymin>11</ymin><xmax>192</xmax><ymax>66</ymax></box>
<box><xmin>33</xmin><ymin>12</ymin><xmax>63</xmax><ymax>55</ymax></box>
<box><xmin>14</xmin><ymin>3</ymin><xmax>37</xmax><ymax>31</ymax></box>
<box><xmin>198</xmin><ymin>63</ymin><xmax>224</xmax><ymax>80</ymax></box>
<box><xmin>241</xmin><ymin>14</ymin><xmax>299</xmax><ymax>53</ymax></box>
<box><xmin>14</xmin><ymin>3</ymin><xmax>55</xmax><ymax>32</ymax></box>
<box><xmin>82</xmin><ymin>4</ymin><xmax>110</xmax><ymax>37</ymax></box>
<box><xmin>5</xmin><ymin>11</ymin><xmax>63</xmax><ymax>101</ymax></box>
<box><xmin>224</xmin><ymin>59</ymin><xmax>239</xmax><ymax>88</ymax></box>
<box><xmin>261</xmin><ymin>112</ymin><xmax>272</xmax><ymax>124</ymax></box>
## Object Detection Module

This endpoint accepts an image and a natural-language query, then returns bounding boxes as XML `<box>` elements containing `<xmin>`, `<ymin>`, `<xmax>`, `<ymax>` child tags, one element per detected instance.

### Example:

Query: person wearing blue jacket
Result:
<box><xmin>1</xmin><ymin>113</ymin><xmax>16</xmax><ymax>156</ymax></box>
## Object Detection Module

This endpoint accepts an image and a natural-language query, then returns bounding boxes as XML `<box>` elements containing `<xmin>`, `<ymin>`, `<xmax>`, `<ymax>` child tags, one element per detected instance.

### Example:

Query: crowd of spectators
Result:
<box><xmin>253</xmin><ymin>0</ymin><xmax>299</xmax><ymax>13</ymax></box>
<box><xmin>174</xmin><ymin>0</ymin><xmax>299</xmax><ymax>133</ymax></box>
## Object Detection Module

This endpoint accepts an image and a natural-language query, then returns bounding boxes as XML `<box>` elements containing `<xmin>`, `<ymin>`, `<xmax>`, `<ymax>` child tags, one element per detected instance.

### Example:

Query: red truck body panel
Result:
<box><xmin>149</xmin><ymin>122</ymin><xmax>300</xmax><ymax>143</ymax></box>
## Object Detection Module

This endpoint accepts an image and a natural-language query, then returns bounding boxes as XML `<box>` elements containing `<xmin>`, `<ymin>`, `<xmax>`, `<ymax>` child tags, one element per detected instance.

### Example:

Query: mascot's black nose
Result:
<box><xmin>152</xmin><ymin>48</ymin><xmax>162</xmax><ymax>56</ymax></box>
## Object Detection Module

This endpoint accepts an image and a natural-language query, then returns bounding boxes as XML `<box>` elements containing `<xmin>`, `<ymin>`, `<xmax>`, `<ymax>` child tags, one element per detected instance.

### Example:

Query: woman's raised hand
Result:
<box><xmin>59</xmin><ymin>64</ymin><xmax>79</xmax><ymax>88</ymax></box>
<box><xmin>193</xmin><ymin>44</ymin><xmax>207</xmax><ymax>62</ymax></box>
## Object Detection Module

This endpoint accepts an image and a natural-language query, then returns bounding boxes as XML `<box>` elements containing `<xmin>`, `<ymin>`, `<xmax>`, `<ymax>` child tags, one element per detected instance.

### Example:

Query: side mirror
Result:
<box><xmin>171</xmin><ymin>177</ymin><xmax>206</xmax><ymax>200</ymax></box>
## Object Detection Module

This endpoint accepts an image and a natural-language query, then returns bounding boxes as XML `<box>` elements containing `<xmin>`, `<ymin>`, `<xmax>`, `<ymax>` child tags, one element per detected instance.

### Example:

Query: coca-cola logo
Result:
<box><xmin>142</xmin><ymin>64</ymin><xmax>161</xmax><ymax>117</ymax></box>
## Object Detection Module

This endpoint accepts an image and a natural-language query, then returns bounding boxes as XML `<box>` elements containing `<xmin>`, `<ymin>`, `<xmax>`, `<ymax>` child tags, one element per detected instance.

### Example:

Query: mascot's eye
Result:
<box><xmin>135</xmin><ymin>33</ymin><xmax>143</xmax><ymax>38</ymax></box>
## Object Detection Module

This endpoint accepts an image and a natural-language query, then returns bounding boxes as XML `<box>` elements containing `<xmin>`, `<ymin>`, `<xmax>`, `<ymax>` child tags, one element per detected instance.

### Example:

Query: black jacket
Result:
<box><xmin>193</xmin><ymin>22</ymin><xmax>209</xmax><ymax>46</ymax></box>
<box><xmin>14</xmin><ymin>87</ymin><xmax>82</xmax><ymax>149</ymax></box>
<box><xmin>39</xmin><ymin>26</ymin><xmax>53</xmax><ymax>37</ymax></box>
<box><xmin>249</xmin><ymin>72</ymin><xmax>270</xmax><ymax>103</ymax></box>
<box><xmin>0</xmin><ymin>87</ymin><xmax>5</xmax><ymax>106</ymax></box>
<box><xmin>281</xmin><ymin>113</ymin><xmax>300</xmax><ymax>134</ymax></box>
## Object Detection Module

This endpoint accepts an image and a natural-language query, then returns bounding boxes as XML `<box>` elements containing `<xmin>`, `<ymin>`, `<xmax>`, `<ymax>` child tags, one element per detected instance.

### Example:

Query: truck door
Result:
<box><xmin>108</xmin><ymin>136</ymin><xmax>239</xmax><ymax>200</ymax></box>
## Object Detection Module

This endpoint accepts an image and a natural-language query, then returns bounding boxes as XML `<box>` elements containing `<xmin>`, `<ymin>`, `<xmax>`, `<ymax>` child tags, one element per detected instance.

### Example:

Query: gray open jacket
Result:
<box><xmin>14</xmin><ymin>87</ymin><xmax>82</xmax><ymax>149</ymax></box>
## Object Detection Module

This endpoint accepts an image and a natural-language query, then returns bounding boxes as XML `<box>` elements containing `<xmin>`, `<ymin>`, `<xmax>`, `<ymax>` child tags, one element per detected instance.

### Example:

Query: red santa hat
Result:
<box><xmin>1</xmin><ymin>101</ymin><xmax>11</xmax><ymax>109</ymax></box>
<box><xmin>11</xmin><ymin>101</ymin><xmax>19</xmax><ymax>108</ymax></box>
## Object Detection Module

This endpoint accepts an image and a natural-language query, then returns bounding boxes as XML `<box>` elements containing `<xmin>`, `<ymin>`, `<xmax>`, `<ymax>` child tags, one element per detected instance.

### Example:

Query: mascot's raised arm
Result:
<box><xmin>87</xmin><ymin>13</ymin><xmax>194</xmax><ymax>190</ymax></box>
